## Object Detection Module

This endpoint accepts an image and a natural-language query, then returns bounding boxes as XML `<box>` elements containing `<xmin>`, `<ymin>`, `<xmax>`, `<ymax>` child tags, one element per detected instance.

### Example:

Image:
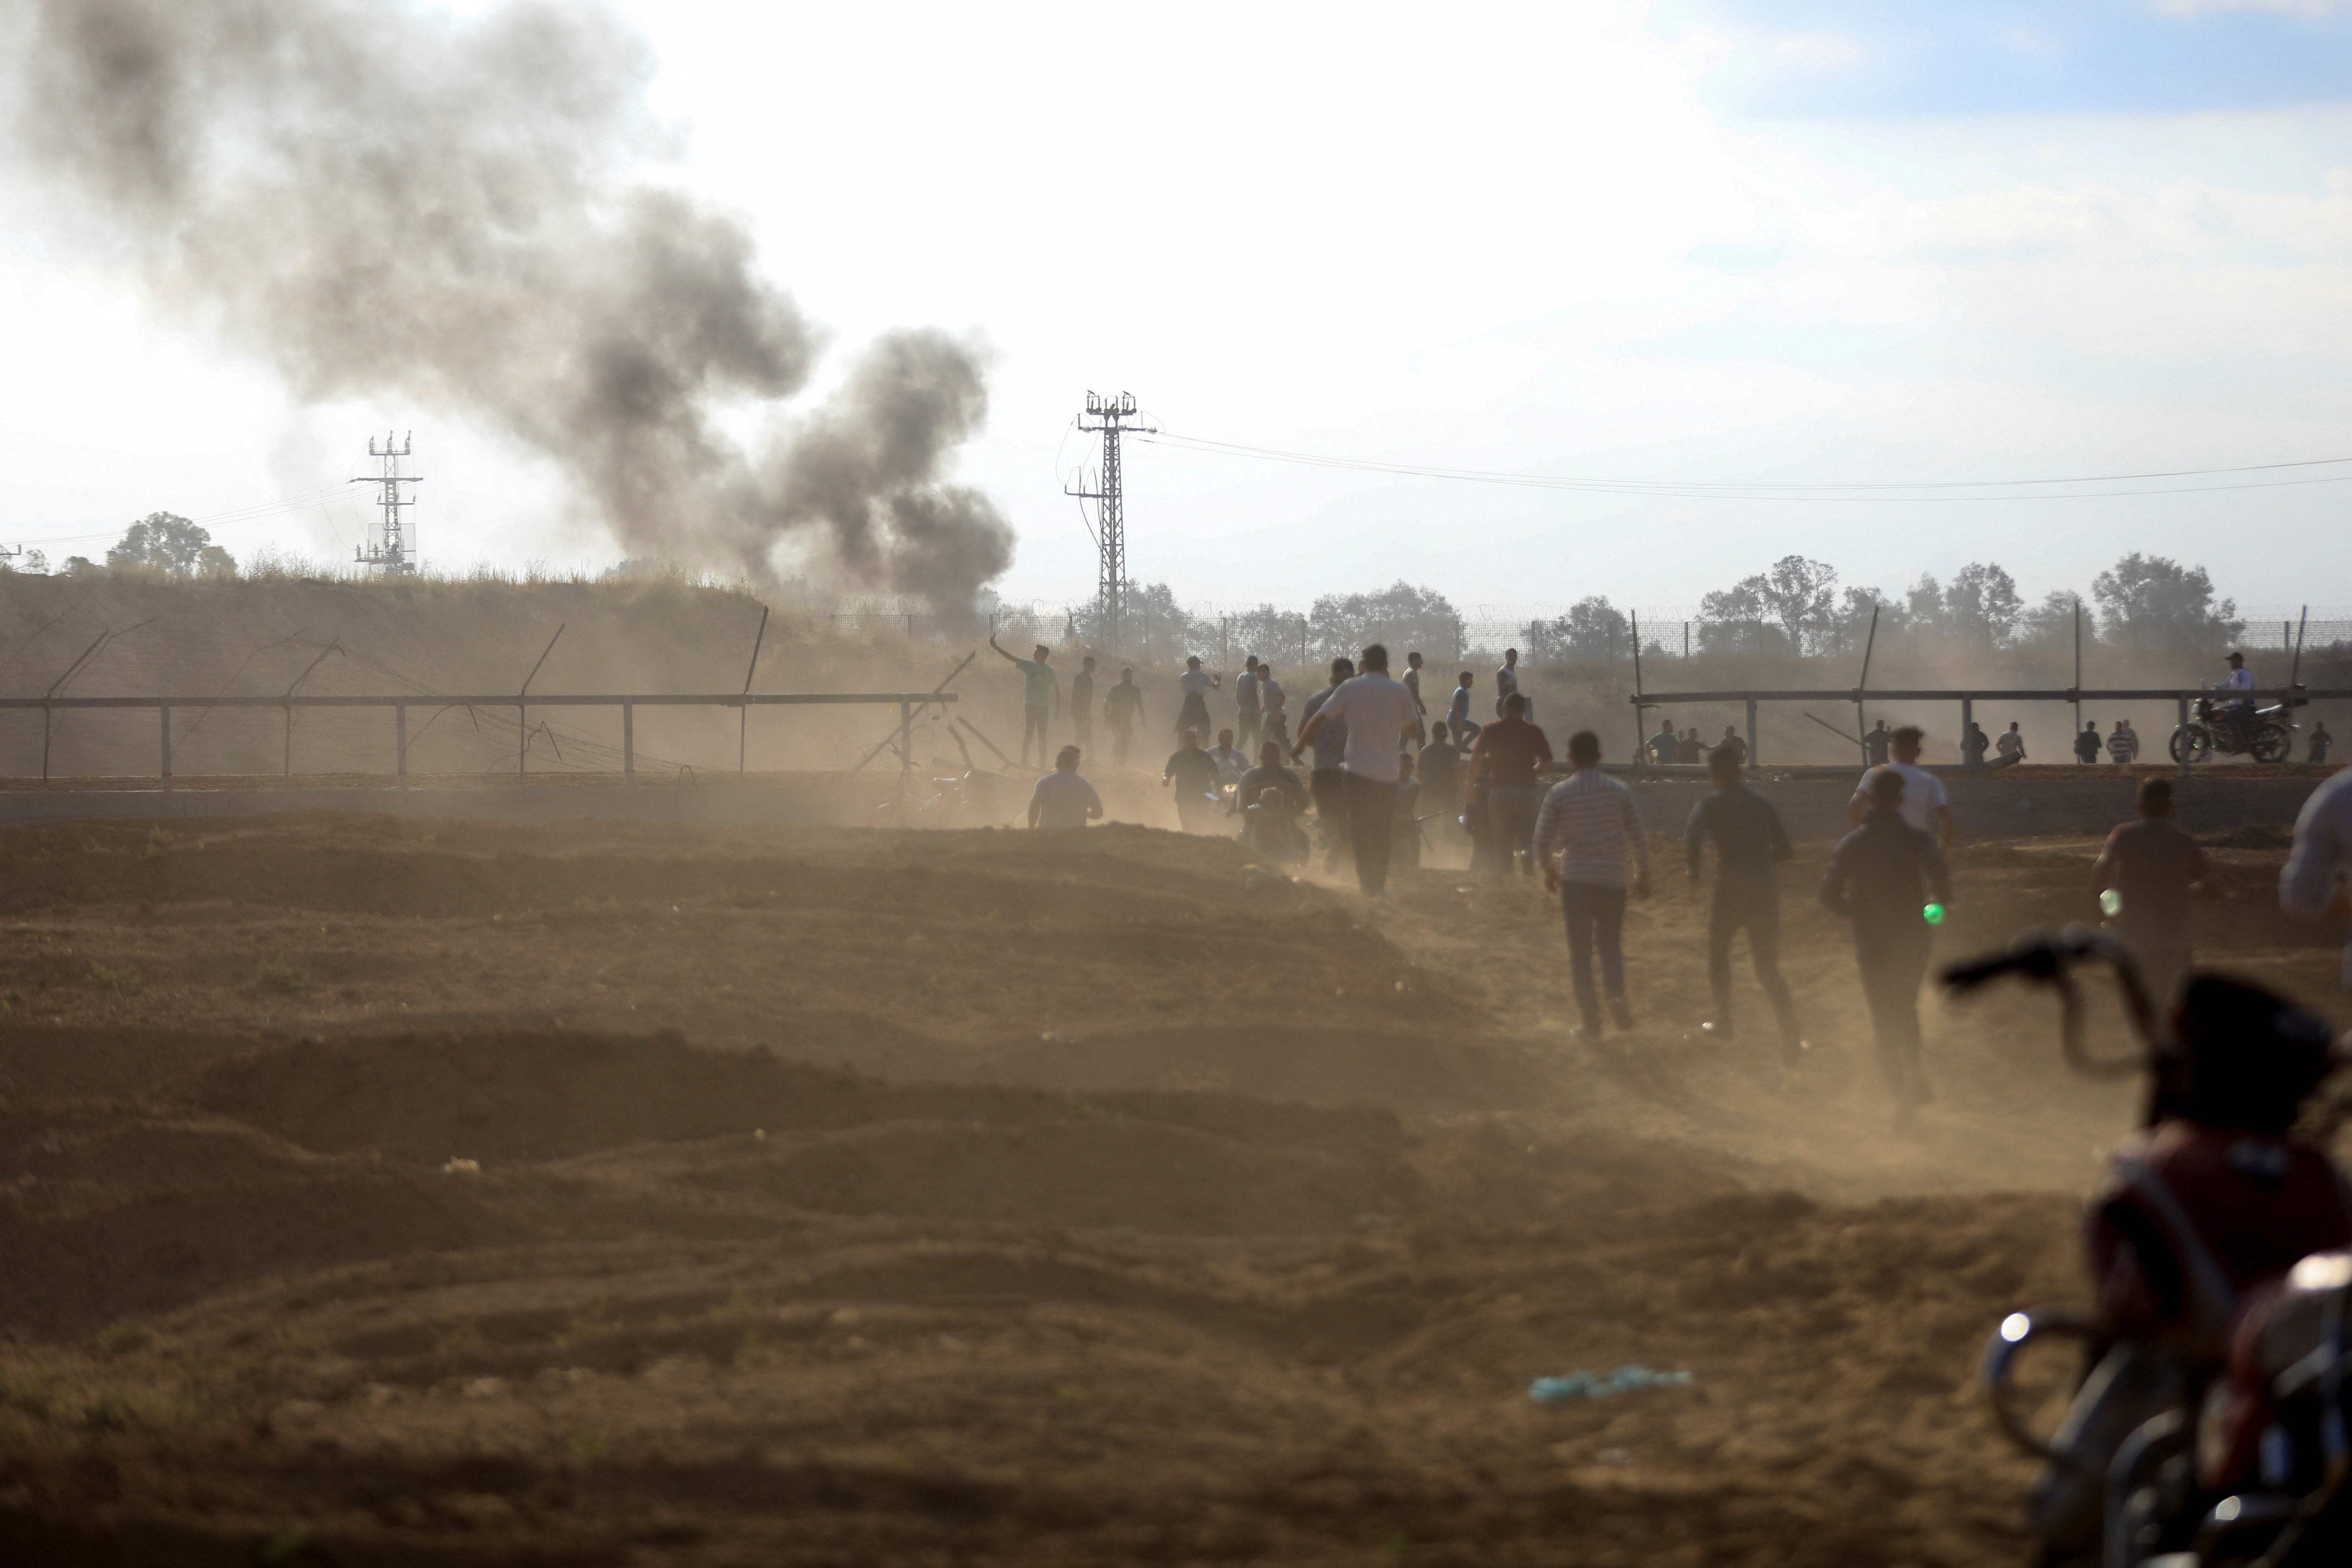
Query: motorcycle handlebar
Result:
<box><xmin>1939</xmin><ymin>926</ymin><xmax>2157</xmax><ymax>1081</ymax></box>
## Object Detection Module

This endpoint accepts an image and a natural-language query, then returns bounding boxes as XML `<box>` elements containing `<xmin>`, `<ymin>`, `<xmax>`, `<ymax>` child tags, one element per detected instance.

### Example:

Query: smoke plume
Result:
<box><xmin>2</xmin><ymin>0</ymin><xmax>1014</xmax><ymax>602</ymax></box>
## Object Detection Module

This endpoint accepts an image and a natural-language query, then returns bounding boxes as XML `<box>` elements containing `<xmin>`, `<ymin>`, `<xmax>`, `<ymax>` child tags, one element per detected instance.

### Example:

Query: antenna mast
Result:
<box><xmin>1065</xmin><ymin>392</ymin><xmax>1152</xmax><ymax>655</ymax></box>
<box><xmin>352</xmin><ymin>431</ymin><xmax>421</xmax><ymax>574</ymax></box>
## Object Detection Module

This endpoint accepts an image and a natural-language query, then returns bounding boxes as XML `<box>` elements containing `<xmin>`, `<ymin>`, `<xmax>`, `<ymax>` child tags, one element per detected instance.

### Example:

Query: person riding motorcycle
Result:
<box><xmin>1231</xmin><ymin>740</ymin><xmax>1310</xmax><ymax>863</ymax></box>
<box><xmin>2022</xmin><ymin>973</ymin><xmax>2349</xmax><ymax>1565</ymax></box>
<box><xmin>2219</xmin><ymin>650</ymin><xmax>2257</xmax><ymax>748</ymax></box>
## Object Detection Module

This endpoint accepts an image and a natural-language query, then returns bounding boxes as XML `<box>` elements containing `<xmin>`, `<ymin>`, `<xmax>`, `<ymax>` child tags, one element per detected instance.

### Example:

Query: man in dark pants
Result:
<box><xmin>2074</xmin><ymin>721</ymin><xmax>2103</xmax><ymax>766</ymax></box>
<box><xmin>1163</xmin><ymin>729</ymin><xmax>1222</xmax><ymax>833</ymax></box>
<box><xmin>1820</xmin><ymin>768</ymin><xmax>1953</xmax><ymax>1124</ymax></box>
<box><xmin>1291</xmin><ymin>645</ymin><xmax>1422</xmax><ymax>895</ymax></box>
<box><xmin>1298</xmin><ymin>657</ymin><xmax>1354</xmax><ymax>872</ymax></box>
<box><xmin>1069</xmin><ymin>655</ymin><xmax>1096</xmax><ymax>753</ymax></box>
<box><xmin>1685</xmin><ymin>742</ymin><xmax>1803</xmax><ymax>1060</ymax></box>
<box><xmin>1534</xmin><ymin>730</ymin><xmax>1652</xmax><ymax>1039</ymax></box>
<box><xmin>1469</xmin><ymin>692</ymin><xmax>1552</xmax><ymax>876</ymax></box>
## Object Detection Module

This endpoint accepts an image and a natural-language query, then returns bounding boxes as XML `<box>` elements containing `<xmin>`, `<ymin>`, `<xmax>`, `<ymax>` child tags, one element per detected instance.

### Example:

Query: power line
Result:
<box><xmin>1138</xmin><ymin>431</ymin><xmax>2352</xmax><ymax>502</ymax></box>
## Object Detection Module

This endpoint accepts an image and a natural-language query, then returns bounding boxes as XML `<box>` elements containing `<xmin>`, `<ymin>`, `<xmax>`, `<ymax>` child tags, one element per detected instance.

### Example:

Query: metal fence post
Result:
<box><xmin>159</xmin><ymin>702</ymin><xmax>171</xmax><ymax>794</ymax></box>
<box><xmin>898</xmin><ymin>699</ymin><xmax>912</xmax><ymax>791</ymax></box>
<box><xmin>1960</xmin><ymin>695</ymin><xmax>1974</xmax><ymax>766</ymax></box>
<box><xmin>623</xmin><ymin>701</ymin><xmax>635</xmax><ymax>786</ymax></box>
<box><xmin>2177</xmin><ymin>694</ymin><xmax>2191</xmax><ymax>780</ymax></box>
<box><xmin>1745</xmin><ymin>696</ymin><xmax>1759</xmax><ymax>775</ymax></box>
<box><xmin>395</xmin><ymin>702</ymin><xmax>408</xmax><ymax>789</ymax></box>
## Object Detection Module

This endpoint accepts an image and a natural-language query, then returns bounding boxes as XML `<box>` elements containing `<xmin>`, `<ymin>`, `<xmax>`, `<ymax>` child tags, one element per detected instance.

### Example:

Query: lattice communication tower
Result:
<box><xmin>1064</xmin><ymin>392</ymin><xmax>1152</xmax><ymax>654</ymax></box>
<box><xmin>352</xmin><ymin>431</ymin><xmax>421</xmax><ymax>574</ymax></box>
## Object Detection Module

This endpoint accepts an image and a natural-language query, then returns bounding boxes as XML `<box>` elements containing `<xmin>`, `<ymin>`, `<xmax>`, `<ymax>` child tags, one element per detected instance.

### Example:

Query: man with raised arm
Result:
<box><xmin>987</xmin><ymin>635</ymin><xmax>1060</xmax><ymax>769</ymax></box>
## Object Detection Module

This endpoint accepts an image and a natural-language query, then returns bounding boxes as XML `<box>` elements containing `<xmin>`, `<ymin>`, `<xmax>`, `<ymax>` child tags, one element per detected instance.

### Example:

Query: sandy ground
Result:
<box><xmin>0</xmin><ymin>799</ymin><xmax>2346</xmax><ymax>1565</ymax></box>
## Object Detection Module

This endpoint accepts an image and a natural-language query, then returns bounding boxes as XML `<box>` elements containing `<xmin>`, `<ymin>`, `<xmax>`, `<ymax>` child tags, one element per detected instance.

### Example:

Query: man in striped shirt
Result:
<box><xmin>1534</xmin><ymin>729</ymin><xmax>1652</xmax><ymax>1039</ymax></box>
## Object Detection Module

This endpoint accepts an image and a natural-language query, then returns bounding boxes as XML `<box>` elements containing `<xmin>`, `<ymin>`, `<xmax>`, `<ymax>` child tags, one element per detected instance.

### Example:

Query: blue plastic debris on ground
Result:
<box><xmin>1528</xmin><ymin>1366</ymin><xmax>1693</xmax><ymax>1404</ymax></box>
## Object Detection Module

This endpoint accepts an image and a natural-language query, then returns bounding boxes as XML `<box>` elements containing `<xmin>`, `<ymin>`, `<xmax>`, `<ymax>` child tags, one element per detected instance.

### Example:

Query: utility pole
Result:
<box><xmin>352</xmin><ymin>431</ymin><xmax>421</xmax><ymax>574</ymax></box>
<box><xmin>1064</xmin><ymin>392</ymin><xmax>1152</xmax><ymax>655</ymax></box>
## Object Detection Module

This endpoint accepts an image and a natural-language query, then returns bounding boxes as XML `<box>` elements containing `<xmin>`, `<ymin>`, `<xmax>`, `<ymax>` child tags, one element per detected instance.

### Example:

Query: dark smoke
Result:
<box><xmin>2</xmin><ymin>0</ymin><xmax>1014</xmax><ymax>603</ymax></box>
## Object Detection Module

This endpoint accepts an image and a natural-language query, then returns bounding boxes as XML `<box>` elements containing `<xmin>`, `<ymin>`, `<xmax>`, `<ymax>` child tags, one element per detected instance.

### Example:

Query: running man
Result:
<box><xmin>1495</xmin><ymin>648</ymin><xmax>1522</xmax><ymax>719</ymax></box>
<box><xmin>1102</xmin><ymin>666</ymin><xmax>1145</xmax><ymax>766</ymax></box>
<box><xmin>1164</xmin><ymin>729</ymin><xmax>1223</xmax><ymax>834</ymax></box>
<box><xmin>1028</xmin><ymin>745</ymin><xmax>1102</xmax><ymax>830</ymax></box>
<box><xmin>1069</xmin><ymin>655</ymin><xmax>1097</xmax><ymax>751</ymax></box>
<box><xmin>1447</xmin><ymin>670</ymin><xmax>1475</xmax><ymax>736</ymax></box>
<box><xmin>1234</xmin><ymin>656</ymin><xmax>1263</xmax><ymax>753</ymax></box>
<box><xmin>2311</xmin><ymin>722</ymin><xmax>2333</xmax><ymax>765</ymax></box>
<box><xmin>1850</xmin><ymin>724</ymin><xmax>1954</xmax><ymax>852</ymax></box>
<box><xmin>1469</xmin><ymin>691</ymin><xmax>1551</xmax><ymax>876</ymax></box>
<box><xmin>1176</xmin><ymin>656</ymin><xmax>1220</xmax><ymax>744</ymax></box>
<box><xmin>1403</xmin><ymin>650</ymin><xmax>1429</xmax><ymax>747</ymax></box>
<box><xmin>1298</xmin><ymin>657</ymin><xmax>1355</xmax><ymax>871</ymax></box>
<box><xmin>1534</xmin><ymin>729</ymin><xmax>1652</xmax><ymax>1039</ymax></box>
<box><xmin>1685</xmin><ymin>741</ymin><xmax>1802</xmax><ymax>1059</ymax></box>
<box><xmin>2089</xmin><ymin>776</ymin><xmax>2214</xmax><ymax>1003</ymax></box>
<box><xmin>1291</xmin><ymin>644</ymin><xmax>1423</xmax><ymax>895</ymax></box>
<box><xmin>989</xmin><ymin>635</ymin><xmax>1060</xmax><ymax>768</ymax></box>
<box><xmin>1820</xmin><ymin>768</ymin><xmax>1953</xmax><ymax>1123</ymax></box>
<box><xmin>1259</xmin><ymin>663</ymin><xmax>1290</xmax><ymax>748</ymax></box>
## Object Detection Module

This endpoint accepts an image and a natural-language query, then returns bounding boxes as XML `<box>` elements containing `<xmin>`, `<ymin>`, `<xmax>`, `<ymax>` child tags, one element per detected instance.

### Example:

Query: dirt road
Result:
<box><xmin>0</xmin><ymin>810</ymin><xmax>2343</xmax><ymax>1564</ymax></box>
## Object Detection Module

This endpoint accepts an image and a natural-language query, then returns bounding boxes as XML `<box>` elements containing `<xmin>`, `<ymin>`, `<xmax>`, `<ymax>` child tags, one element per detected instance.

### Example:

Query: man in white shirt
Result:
<box><xmin>1028</xmin><ymin>746</ymin><xmax>1103</xmax><ymax>830</ymax></box>
<box><xmin>1992</xmin><ymin>722</ymin><xmax>2026</xmax><ymax>769</ymax></box>
<box><xmin>1847</xmin><ymin>724</ymin><xmax>1953</xmax><ymax>851</ymax></box>
<box><xmin>2220</xmin><ymin>650</ymin><xmax>2256</xmax><ymax>744</ymax></box>
<box><xmin>1206</xmin><ymin>728</ymin><xmax>1249</xmax><ymax>787</ymax></box>
<box><xmin>1291</xmin><ymin>644</ymin><xmax>1424</xmax><ymax>895</ymax></box>
<box><xmin>2282</xmin><ymin>767</ymin><xmax>2352</xmax><ymax>990</ymax></box>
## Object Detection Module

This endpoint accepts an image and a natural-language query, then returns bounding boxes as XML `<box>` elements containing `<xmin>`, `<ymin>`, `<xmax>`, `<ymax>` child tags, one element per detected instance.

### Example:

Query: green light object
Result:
<box><xmin>1922</xmin><ymin>902</ymin><xmax>1946</xmax><ymax>925</ymax></box>
<box><xmin>2099</xmin><ymin>889</ymin><xmax>2123</xmax><ymax>918</ymax></box>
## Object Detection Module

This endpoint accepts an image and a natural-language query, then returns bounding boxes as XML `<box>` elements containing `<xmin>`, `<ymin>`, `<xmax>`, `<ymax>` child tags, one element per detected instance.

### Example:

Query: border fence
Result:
<box><xmin>964</xmin><ymin>599</ymin><xmax>2352</xmax><ymax>671</ymax></box>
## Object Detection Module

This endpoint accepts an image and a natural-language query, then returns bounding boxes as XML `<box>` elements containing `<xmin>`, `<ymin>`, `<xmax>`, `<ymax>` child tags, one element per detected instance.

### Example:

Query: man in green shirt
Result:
<box><xmin>989</xmin><ymin>635</ymin><xmax>1061</xmax><ymax>767</ymax></box>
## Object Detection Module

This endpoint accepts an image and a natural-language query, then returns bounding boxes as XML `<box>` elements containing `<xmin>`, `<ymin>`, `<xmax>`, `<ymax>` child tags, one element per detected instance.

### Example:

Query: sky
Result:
<box><xmin>0</xmin><ymin>0</ymin><xmax>2348</xmax><ymax>619</ymax></box>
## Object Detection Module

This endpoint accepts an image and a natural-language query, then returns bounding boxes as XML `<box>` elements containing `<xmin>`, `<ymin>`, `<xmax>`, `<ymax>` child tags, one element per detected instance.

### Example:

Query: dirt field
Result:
<box><xmin>0</xmin><ymin>802</ymin><xmax>2346</xmax><ymax>1565</ymax></box>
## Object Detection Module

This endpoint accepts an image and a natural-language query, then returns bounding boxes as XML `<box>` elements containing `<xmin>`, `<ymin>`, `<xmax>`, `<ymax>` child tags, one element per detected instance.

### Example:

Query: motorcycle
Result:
<box><xmin>1238</xmin><ymin>787</ymin><xmax>1309</xmax><ymax>865</ymax></box>
<box><xmin>1952</xmin><ymin>931</ymin><xmax>2352</xmax><ymax>1567</ymax></box>
<box><xmin>2170</xmin><ymin>694</ymin><xmax>2297</xmax><ymax>766</ymax></box>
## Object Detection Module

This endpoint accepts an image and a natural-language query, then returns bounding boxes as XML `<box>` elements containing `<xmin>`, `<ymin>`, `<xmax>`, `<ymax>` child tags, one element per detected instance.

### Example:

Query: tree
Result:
<box><xmin>1826</xmin><ymin>585</ymin><xmax>1898</xmax><ymax>657</ymax></box>
<box><xmin>1697</xmin><ymin>573</ymin><xmax>1770</xmax><ymax>655</ymax></box>
<box><xmin>1944</xmin><ymin>562</ymin><xmax>2023</xmax><ymax>647</ymax></box>
<box><xmin>106</xmin><ymin>512</ymin><xmax>237</xmax><ymax>577</ymax></box>
<box><xmin>1906</xmin><ymin>573</ymin><xmax>1945</xmax><ymax>632</ymax></box>
<box><xmin>1525</xmin><ymin>595</ymin><xmax>1631</xmax><ymax>664</ymax></box>
<box><xmin>0</xmin><ymin>549</ymin><xmax>47</xmax><ymax>575</ymax></box>
<box><xmin>1303</xmin><ymin>581</ymin><xmax>1464</xmax><ymax>666</ymax></box>
<box><xmin>1758</xmin><ymin>555</ymin><xmax>1839</xmax><ymax>652</ymax></box>
<box><xmin>2018</xmin><ymin>589</ymin><xmax>2086</xmax><ymax>649</ymax></box>
<box><xmin>2090</xmin><ymin>553</ymin><xmax>2242</xmax><ymax>651</ymax></box>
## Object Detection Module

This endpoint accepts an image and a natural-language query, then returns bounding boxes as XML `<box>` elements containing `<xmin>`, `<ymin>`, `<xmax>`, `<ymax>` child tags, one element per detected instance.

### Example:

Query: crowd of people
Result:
<box><xmin>1008</xmin><ymin>636</ymin><xmax>2350</xmax><ymax>1125</ymax></box>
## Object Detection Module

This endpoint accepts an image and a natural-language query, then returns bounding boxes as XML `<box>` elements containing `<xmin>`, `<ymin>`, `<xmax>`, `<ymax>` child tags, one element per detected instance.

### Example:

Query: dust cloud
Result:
<box><xmin>0</xmin><ymin>0</ymin><xmax>1013</xmax><ymax>603</ymax></box>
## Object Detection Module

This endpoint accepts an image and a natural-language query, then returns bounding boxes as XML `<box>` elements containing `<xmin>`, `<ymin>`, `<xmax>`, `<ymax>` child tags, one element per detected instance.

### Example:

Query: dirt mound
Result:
<box><xmin>609</xmin><ymin>1118</ymin><xmax>1424</xmax><ymax>1235</ymax></box>
<box><xmin>0</xmin><ymin>1100</ymin><xmax>520</xmax><ymax>1338</ymax></box>
<box><xmin>174</xmin><ymin>1029</ymin><xmax>1418</xmax><ymax>1164</ymax></box>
